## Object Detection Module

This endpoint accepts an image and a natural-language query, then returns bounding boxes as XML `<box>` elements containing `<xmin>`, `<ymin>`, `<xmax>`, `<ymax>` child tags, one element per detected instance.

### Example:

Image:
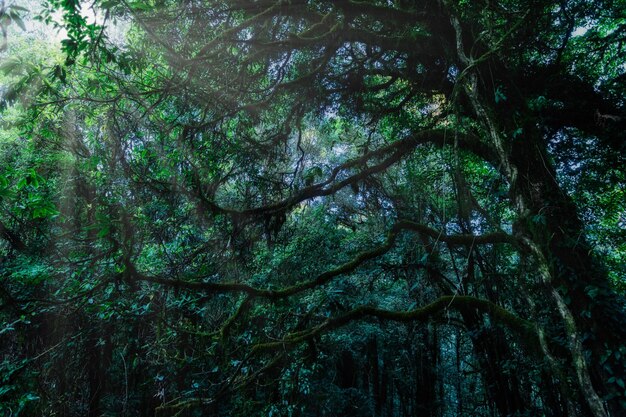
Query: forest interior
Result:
<box><xmin>0</xmin><ymin>0</ymin><xmax>625</xmax><ymax>416</ymax></box>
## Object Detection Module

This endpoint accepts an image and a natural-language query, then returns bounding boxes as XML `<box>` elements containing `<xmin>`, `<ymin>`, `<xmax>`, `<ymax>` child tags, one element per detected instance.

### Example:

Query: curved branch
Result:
<box><xmin>136</xmin><ymin>227</ymin><xmax>398</xmax><ymax>299</ymax></box>
<box><xmin>252</xmin><ymin>295</ymin><xmax>539</xmax><ymax>352</ymax></box>
<box><xmin>136</xmin><ymin>222</ymin><xmax>516</xmax><ymax>299</ymax></box>
<box><xmin>189</xmin><ymin>129</ymin><xmax>498</xmax><ymax>222</ymax></box>
<box><xmin>395</xmin><ymin>220</ymin><xmax>517</xmax><ymax>245</ymax></box>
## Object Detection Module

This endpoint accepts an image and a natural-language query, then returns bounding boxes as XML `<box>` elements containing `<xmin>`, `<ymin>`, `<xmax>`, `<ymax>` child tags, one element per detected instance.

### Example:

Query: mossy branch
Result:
<box><xmin>251</xmin><ymin>295</ymin><xmax>538</xmax><ymax>352</ymax></box>
<box><xmin>137</xmin><ymin>223</ymin><xmax>517</xmax><ymax>299</ymax></box>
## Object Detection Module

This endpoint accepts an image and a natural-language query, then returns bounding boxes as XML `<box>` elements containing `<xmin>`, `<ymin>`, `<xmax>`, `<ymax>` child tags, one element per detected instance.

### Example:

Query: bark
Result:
<box><xmin>86</xmin><ymin>332</ymin><xmax>103</xmax><ymax>417</ymax></box>
<box><xmin>367</xmin><ymin>336</ymin><xmax>382</xmax><ymax>416</ymax></box>
<box><xmin>414</xmin><ymin>326</ymin><xmax>438</xmax><ymax>417</ymax></box>
<box><xmin>461</xmin><ymin>309</ymin><xmax>526</xmax><ymax>416</ymax></box>
<box><xmin>336</xmin><ymin>349</ymin><xmax>357</xmax><ymax>389</ymax></box>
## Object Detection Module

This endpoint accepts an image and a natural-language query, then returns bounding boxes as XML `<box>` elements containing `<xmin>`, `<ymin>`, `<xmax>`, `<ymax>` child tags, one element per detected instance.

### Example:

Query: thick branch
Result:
<box><xmin>395</xmin><ymin>220</ymin><xmax>517</xmax><ymax>246</ymax></box>
<box><xmin>252</xmin><ymin>295</ymin><xmax>538</xmax><ymax>352</ymax></box>
<box><xmin>136</xmin><ymin>222</ymin><xmax>516</xmax><ymax>298</ymax></box>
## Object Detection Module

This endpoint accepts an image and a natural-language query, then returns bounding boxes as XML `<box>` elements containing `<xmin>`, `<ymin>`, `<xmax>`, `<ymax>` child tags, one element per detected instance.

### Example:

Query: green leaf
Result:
<box><xmin>17</xmin><ymin>177</ymin><xmax>28</xmax><ymax>189</ymax></box>
<box><xmin>585</xmin><ymin>285</ymin><xmax>600</xmax><ymax>299</ymax></box>
<box><xmin>97</xmin><ymin>226</ymin><xmax>111</xmax><ymax>238</ymax></box>
<box><xmin>128</xmin><ymin>1</ymin><xmax>152</xmax><ymax>11</ymax></box>
<box><xmin>495</xmin><ymin>86</ymin><xmax>507</xmax><ymax>104</ymax></box>
<box><xmin>53</xmin><ymin>65</ymin><xmax>67</xmax><ymax>82</ymax></box>
<box><xmin>10</xmin><ymin>12</ymin><xmax>26</xmax><ymax>31</ymax></box>
<box><xmin>0</xmin><ymin>57</ymin><xmax>22</xmax><ymax>75</ymax></box>
<box><xmin>0</xmin><ymin>384</ymin><xmax>14</xmax><ymax>397</ymax></box>
<box><xmin>100</xmin><ymin>1</ymin><xmax>120</xmax><ymax>8</ymax></box>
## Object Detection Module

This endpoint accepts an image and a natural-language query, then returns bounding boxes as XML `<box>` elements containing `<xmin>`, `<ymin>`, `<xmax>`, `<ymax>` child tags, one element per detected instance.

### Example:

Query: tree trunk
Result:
<box><xmin>367</xmin><ymin>336</ymin><xmax>382</xmax><ymax>416</ymax></box>
<box><xmin>450</xmin><ymin>16</ymin><xmax>623</xmax><ymax>414</ymax></box>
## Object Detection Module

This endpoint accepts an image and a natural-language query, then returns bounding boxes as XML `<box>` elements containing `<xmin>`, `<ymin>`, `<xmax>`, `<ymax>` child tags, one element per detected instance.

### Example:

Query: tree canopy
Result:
<box><xmin>1</xmin><ymin>1</ymin><xmax>625</xmax><ymax>416</ymax></box>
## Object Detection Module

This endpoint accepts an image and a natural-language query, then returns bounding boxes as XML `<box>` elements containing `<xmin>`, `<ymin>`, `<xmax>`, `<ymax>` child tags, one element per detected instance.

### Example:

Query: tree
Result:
<box><xmin>1</xmin><ymin>1</ymin><xmax>625</xmax><ymax>416</ymax></box>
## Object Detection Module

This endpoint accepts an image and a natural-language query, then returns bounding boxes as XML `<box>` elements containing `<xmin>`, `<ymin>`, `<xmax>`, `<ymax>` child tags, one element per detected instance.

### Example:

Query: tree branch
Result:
<box><xmin>136</xmin><ymin>222</ymin><xmax>516</xmax><ymax>298</ymax></box>
<box><xmin>251</xmin><ymin>295</ymin><xmax>538</xmax><ymax>352</ymax></box>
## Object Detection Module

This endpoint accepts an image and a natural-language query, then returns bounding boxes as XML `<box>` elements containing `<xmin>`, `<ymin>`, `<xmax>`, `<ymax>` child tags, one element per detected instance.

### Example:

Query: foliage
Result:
<box><xmin>0</xmin><ymin>1</ymin><xmax>625</xmax><ymax>416</ymax></box>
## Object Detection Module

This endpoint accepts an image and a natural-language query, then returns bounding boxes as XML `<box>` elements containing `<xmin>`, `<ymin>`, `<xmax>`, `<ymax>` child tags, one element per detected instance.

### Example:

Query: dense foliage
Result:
<box><xmin>1</xmin><ymin>1</ymin><xmax>625</xmax><ymax>416</ymax></box>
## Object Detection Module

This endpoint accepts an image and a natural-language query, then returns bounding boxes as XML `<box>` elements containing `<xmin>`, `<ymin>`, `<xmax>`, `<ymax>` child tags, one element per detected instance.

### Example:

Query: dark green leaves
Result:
<box><xmin>494</xmin><ymin>85</ymin><xmax>507</xmax><ymax>104</ymax></box>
